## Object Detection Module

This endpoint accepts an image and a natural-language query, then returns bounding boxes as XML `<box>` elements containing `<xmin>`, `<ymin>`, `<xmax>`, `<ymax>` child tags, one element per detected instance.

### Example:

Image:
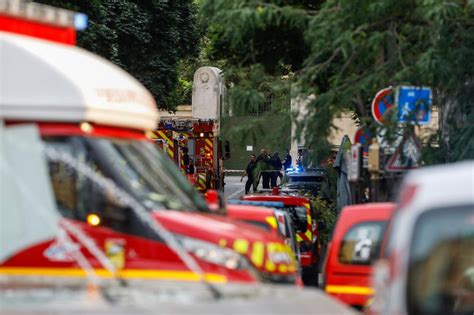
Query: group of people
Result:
<box><xmin>241</xmin><ymin>148</ymin><xmax>292</xmax><ymax>194</ymax></box>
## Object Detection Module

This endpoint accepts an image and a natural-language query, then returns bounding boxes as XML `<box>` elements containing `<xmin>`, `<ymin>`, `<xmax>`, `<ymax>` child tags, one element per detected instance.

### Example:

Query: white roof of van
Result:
<box><xmin>0</xmin><ymin>31</ymin><xmax>159</xmax><ymax>130</ymax></box>
<box><xmin>402</xmin><ymin>161</ymin><xmax>474</xmax><ymax>211</ymax></box>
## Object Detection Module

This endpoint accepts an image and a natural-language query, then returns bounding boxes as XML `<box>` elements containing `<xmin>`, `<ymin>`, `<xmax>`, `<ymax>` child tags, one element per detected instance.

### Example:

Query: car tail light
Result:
<box><xmin>399</xmin><ymin>184</ymin><xmax>418</xmax><ymax>208</ymax></box>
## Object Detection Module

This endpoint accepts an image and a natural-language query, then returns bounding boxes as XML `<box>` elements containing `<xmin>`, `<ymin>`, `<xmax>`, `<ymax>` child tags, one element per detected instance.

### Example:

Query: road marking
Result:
<box><xmin>228</xmin><ymin>187</ymin><xmax>245</xmax><ymax>199</ymax></box>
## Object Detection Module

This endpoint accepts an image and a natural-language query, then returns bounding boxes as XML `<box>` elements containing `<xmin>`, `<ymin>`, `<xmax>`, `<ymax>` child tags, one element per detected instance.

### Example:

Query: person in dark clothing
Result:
<box><xmin>181</xmin><ymin>147</ymin><xmax>190</xmax><ymax>167</ymax></box>
<box><xmin>270</xmin><ymin>152</ymin><xmax>282</xmax><ymax>188</ymax></box>
<box><xmin>241</xmin><ymin>154</ymin><xmax>257</xmax><ymax>194</ymax></box>
<box><xmin>282</xmin><ymin>149</ymin><xmax>292</xmax><ymax>171</ymax></box>
<box><xmin>187</xmin><ymin>159</ymin><xmax>195</xmax><ymax>175</ymax></box>
<box><xmin>256</xmin><ymin>149</ymin><xmax>271</xmax><ymax>189</ymax></box>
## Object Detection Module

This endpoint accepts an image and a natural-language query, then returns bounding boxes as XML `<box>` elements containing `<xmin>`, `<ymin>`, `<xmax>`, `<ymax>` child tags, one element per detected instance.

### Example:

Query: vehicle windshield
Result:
<box><xmin>44</xmin><ymin>136</ymin><xmax>209</xmax><ymax>213</ymax></box>
<box><xmin>407</xmin><ymin>205</ymin><xmax>474</xmax><ymax>315</ymax></box>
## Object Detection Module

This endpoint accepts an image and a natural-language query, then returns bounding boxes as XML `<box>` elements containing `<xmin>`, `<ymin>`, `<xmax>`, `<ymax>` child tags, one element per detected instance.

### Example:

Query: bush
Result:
<box><xmin>311</xmin><ymin>197</ymin><xmax>337</xmax><ymax>245</ymax></box>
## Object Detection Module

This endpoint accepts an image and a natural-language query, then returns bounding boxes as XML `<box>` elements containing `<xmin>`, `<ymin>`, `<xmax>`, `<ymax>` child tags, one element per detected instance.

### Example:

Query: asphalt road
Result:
<box><xmin>223</xmin><ymin>175</ymin><xmax>246</xmax><ymax>199</ymax></box>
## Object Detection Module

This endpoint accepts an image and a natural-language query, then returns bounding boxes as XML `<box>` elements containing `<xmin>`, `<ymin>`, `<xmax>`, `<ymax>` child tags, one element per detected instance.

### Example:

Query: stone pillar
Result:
<box><xmin>192</xmin><ymin>66</ymin><xmax>225</xmax><ymax>120</ymax></box>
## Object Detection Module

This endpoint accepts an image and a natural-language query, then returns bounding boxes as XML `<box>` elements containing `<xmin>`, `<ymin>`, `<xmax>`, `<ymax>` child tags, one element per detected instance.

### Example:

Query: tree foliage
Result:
<box><xmin>202</xmin><ymin>0</ymin><xmax>474</xmax><ymax>163</ymax></box>
<box><xmin>38</xmin><ymin>0</ymin><xmax>202</xmax><ymax>110</ymax></box>
<box><xmin>200</xmin><ymin>0</ymin><xmax>319</xmax><ymax>152</ymax></box>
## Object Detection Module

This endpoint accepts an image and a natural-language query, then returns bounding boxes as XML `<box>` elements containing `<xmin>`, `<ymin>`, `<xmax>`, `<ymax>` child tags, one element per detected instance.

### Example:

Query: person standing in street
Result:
<box><xmin>186</xmin><ymin>159</ymin><xmax>196</xmax><ymax>184</ymax></box>
<box><xmin>255</xmin><ymin>148</ymin><xmax>271</xmax><ymax>189</ymax></box>
<box><xmin>270</xmin><ymin>152</ymin><xmax>282</xmax><ymax>188</ymax></box>
<box><xmin>241</xmin><ymin>154</ymin><xmax>257</xmax><ymax>194</ymax></box>
<box><xmin>282</xmin><ymin>149</ymin><xmax>292</xmax><ymax>171</ymax></box>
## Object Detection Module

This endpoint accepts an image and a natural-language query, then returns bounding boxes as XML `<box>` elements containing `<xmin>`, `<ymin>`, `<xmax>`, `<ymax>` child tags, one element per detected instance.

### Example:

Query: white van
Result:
<box><xmin>370</xmin><ymin>161</ymin><xmax>474</xmax><ymax>315</ymax></box>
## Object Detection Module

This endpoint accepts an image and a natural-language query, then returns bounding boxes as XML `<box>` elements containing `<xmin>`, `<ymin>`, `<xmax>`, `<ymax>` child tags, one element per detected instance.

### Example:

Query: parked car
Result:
<box><xmin>370</xmin><ymin>161</ymin><xmax>474</xmax><ymax>315</ymax></box>
<box><xmin>323</xmin><ymin>202</ymin><xmax>396</xmax><ymax>309</ymax></box>
<box><xmin>281</xmin><ymin>168</ymin><xmax>329</xmax><ymax>198</ymax></box>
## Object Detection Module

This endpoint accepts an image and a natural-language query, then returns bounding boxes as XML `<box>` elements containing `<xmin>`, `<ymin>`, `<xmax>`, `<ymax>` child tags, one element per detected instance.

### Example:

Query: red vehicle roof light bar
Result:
<box><xmin>0</xmin><ymin>0</ymin><xmax>88</xmax><ymax>44</ymax></box>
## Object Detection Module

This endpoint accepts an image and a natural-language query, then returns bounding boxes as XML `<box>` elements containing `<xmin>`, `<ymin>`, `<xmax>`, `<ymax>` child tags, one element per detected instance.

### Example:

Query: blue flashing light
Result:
<box><xmin>74</xmin><ymin>13</ymin><xmax>88</xmax><ymax>31</ymax></box>
<box><xmin>286</xmin><ymin>166</ymin><xmax>303</xmax><ymax>173</ymax></box>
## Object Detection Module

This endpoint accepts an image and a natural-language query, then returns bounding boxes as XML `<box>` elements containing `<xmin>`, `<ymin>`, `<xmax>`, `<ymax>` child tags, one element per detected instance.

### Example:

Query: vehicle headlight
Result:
<box><xmin>179</xmin><ymin>236</ymin><xmax>248</xmax><ymax>270</ymax></box>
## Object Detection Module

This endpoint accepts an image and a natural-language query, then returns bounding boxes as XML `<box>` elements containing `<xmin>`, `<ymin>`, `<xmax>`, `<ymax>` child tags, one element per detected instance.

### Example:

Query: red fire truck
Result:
<box><xmin>242</xmin><ymin>194</ymin><xmax>321</xmax><ymax>286</ymax></box>
<box><xmin>149</xmin><ymin>118</ymin><xmax>226</xmax><ymax>192</ymax></box>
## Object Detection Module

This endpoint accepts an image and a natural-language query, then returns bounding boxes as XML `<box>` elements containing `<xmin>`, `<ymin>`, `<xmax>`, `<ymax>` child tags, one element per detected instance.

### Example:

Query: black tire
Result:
<box><xmin>302</xmin><ymin>264</ymin><xmax>319</xmax><ymax>287</ymax></box>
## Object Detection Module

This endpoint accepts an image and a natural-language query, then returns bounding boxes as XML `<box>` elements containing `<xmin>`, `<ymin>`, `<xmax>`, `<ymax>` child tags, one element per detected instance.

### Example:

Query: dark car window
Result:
<box><xmin>243</xmin><ymin>220</ymin><xmax>272</xmax><ymax>232</ymax></box>
<box><xmin>45</xmin><ymin>137</ymin><xmax>136</xmax><ymax>234</ymax></box>
<box><xmin>288</xmin><ymin>176</ymin><xmax>324</xmax><ymax>183</ymax></box>
<box><xmin>407</xmin><ymin>205</ymin><xmax>474</xmax><ymax>315</ymax></box>
<box><xmin>338</xmin><ymin>221</ymin><xmax>387</xmax><ymax>265</ymax></box>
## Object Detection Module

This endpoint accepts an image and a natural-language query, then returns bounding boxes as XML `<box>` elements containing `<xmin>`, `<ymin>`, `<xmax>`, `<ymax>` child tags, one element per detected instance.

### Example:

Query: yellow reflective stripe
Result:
<box><xmin>306</xmin><ymin>206</ymin><xmax>312</xmax><ymax>239</ymax></box>
<box><xmin>157</xmin><ymin>130</ymin><xmax>174</xmax><ymax>158</ymax></box>
<box><xmin>233</xmin><ymin>239</ymin><xmax>249</xmax><ymax>254</ymax></box>
<box><xmin>0</xmin><ymin>267</ymin><xmax>227</xmax><ymax>283</ymax></box>
<box><xmin>265</xmin><ymin>216</ymin><xmax>277</xmax><ymax>229</ymax></box>
<box><xmin>251</xmin><ymin>242</ymin><xmax>264</xmax><ymax>267</ymax></box>
<box><xmin>146</xmin><ymin>131</ymin><xmax>157</xmax><ymax>139</ymax></box>
<box><xmin>325</xmin><ymin>285</ymin><xmax>374</xmax><ymax>295</ymax></box>
<box><xmin>305</xmin><ymin>229</ymin><xmax>312</xmax><ymax>241</ymax></box>
<box><xmin>196</xmin><ymin>173</ymin><xmax>206</xmax><ymax>190</ymax></box>
<box><xmin>198</xmin><ymin>174</ymin><xmax>206</xmax><ymax>184</ymax></box>
<box><xmin>157</xmin><ymin>131</ymin><xmax>171</xmax><ymax>145</ymax></box>
<box><xmin>205</xmin><ymin>139</ymin><xmax>213</xmax><ymax>147</ymax></box>
<box><xmin>265</xmin><ymin>243</ymin><xmax>277</xmax><ymax>272</ymax></box>
<box><xmin>296</xmin><ymin>234</ymin><xmax>303</xmax><ymax>242</ymax></box>
<box><xmin>284</xmin><ymin>244</ymin><xmax>298</xmax><ymax>269</ymax></box>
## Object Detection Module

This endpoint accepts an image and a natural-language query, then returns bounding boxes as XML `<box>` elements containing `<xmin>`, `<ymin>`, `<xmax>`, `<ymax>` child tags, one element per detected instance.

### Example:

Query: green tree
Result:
<box><xmin>201</xmin><ymin>1</ymin><xmax>318</xmax><ymax>162</ymax></box>
<box><xmin>202</xmin><ymin>0</ymin><xmax>474</xmax><ymax>163</ymax></box>
<box><xmin>300</xmin><ymin>0</ymin><xmax>474</xmax><ymax>162</ymax></box>
<box><xmin>38</xmin><ymin>0</ymin><xmax>202</xmax><ymax>111</ymax></box>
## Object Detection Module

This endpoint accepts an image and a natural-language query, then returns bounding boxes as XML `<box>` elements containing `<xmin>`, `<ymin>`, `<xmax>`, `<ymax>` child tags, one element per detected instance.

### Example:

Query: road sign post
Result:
<box><xmin>348</xmin><ymin>144</ymin><xmax>361</xmax><ymax>182</ymax></box>
<box><xmin>385</xmin><ymin>132</ymin><xmax>422</xmax><ymax>172</ymax></box>
<box><xmin>368</xmin><ymin>140</ymin><xmax>380</xmax><ymax>202</ymax></box>
<box><xmin>371</xmin><ymin>87</ymin><xmax>394</xmax><ymax>125</ymax></box>
<box><xmin>396</xmin><ymin>86</ymin><xmax>432</xmax><ymax>125</ymax></box>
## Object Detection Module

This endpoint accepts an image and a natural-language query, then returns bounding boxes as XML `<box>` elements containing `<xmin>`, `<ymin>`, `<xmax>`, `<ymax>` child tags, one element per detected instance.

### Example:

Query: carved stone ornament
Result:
<box><xmin>200</xmin><ymin>72</ymin><xmax>210</xmax><ymax>84</ymax></box>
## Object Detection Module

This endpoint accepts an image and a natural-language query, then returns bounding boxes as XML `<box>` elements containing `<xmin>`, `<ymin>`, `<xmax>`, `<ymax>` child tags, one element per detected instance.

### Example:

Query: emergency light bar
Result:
<box><xmin>0</xmin><ymin>0</ymin><xmax>87</xmax><ymax>30</ymax></box>
<box><xmin>227</xmin><ymin>200</ymin><xmax>285</xmax><ymax>208</ymax></box>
